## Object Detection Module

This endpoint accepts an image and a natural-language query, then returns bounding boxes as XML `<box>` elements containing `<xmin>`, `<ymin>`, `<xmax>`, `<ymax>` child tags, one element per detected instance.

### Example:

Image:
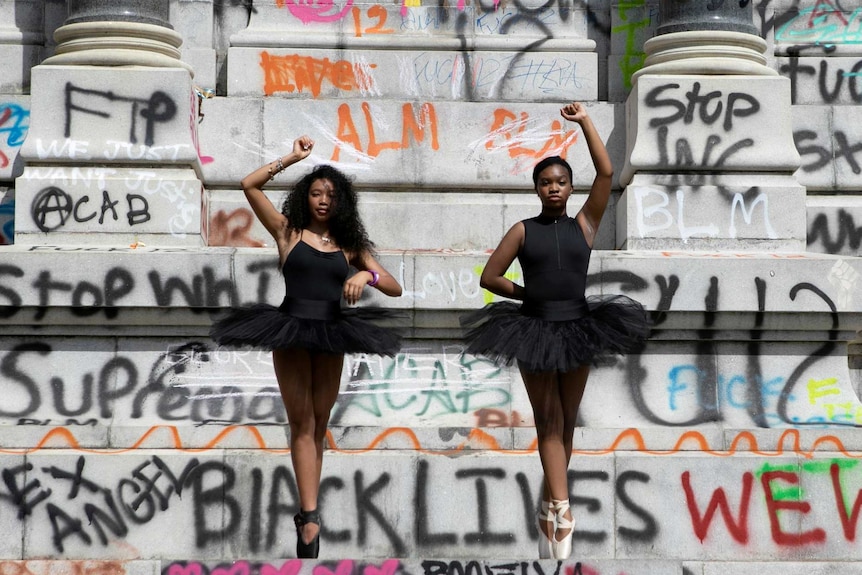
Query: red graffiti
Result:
<box><xmin>683</xmin><ymin>470</ymin><xmax>753</xmax><ymax>543</ymax></box>
<box><xmin>762</xmin><ymin>471</ymin><xmax>826</xmax><ymax>545</ymax></box>
<box><xmin>684</xmin><ymin>468</ymin><xmax>838</xmax><ymax>547</ymax></box>
<box><xmin>806</xmin><ymin>0</ymin><xmax>849</xmax><ymax>27</ymax></box>
<box><xmin>260</xmin><ymin>52</ymin><xmax>376</xmax><ymax>97</ymax></box>
<box><xmin>209</xmin><ymin>208</ymin><xmax>265</xmax><ymax>247</ymax></box>
<box><xmin>832</xmin><ymin>462</ymin><xmax>862</xmax><ymax>541</ymax></box>
<box><xmin>0</xmin><ymin>107</ymin><xmax>9</xmax><ymax>168</ymax></box>
<box><xmin>484</xmin><ymin>108</ymin><xmax>579</xmax><ymax>173</ymax></box>
<box><xmin>0</xmin><ymin>561</ymin><xmax>130</xmax><ymax>575</ymax></box>
<box><xmin>474</xmin><ymin>408</ymin><xmax>525</xmax><ymax>427</ymax></box>
<box><xmin>564</xmin><ymin>563</ymin><xmax>628</xmax><ymax>575</ymax></box>
<box><xmin>331</xmin><ymin>102</ymin><xmax>438</xmax><ymax>162</ymax></box>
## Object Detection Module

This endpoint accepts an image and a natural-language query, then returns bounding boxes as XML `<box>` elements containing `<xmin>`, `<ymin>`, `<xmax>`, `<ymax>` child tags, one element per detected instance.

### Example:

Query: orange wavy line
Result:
<box><xmin>324</xmin><ymin>427</ymin><xmax>512</xmax><ymax>455</ymax></box>
<box><xmin>2</xmin><ymin>426</ymin><xmax>861</xmax><ymax>459</ymax></box>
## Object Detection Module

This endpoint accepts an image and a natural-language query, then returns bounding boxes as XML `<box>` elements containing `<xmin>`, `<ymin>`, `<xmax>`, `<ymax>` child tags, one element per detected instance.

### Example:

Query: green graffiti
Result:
<box><xmin>755</xmin><ymin>459</ymin><xmax>860</xmax><ymax>502</ymax></box>
<box><xmin>341</xmin><ymin>350</ymin><xmax>511</xmax><ymax>419</ymax></box>
<box><xmin>613</xmin><ymin>0</ymin><xmax>650</xmax><ymax>91</ymax></box>
<box><xmin>473</xmin><ymin>263</ymin><xmax>523</xmax><ymax>304</ymax></box>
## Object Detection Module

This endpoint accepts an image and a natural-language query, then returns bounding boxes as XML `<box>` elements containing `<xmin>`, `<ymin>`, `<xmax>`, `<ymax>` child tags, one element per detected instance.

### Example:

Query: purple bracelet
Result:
<box><xmin>367</xmin><ymin>270</ymin><xmax>380</xmax><ymax>286</ymax></box>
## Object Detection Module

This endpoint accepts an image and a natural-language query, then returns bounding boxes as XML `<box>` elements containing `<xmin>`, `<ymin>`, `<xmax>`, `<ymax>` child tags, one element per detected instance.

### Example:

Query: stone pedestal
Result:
<box><xmin>616</xmin><ymin>173</ymin><xmax>806</xmax><ymax>251</ymax></box>
<box><xmin>852</xmin><ymin>332</ymin><xmax>862</xmax><ymax>400</ymax></box>
<box><xmin>618</xmin><ymin>71</ymin><xmax>803</xmax><ymax>251</ymax></box>
<box><xmin>14</xmin><ymin>66</ymin><xmax>206</xmax><ymax>247</ymax></box>
<box><xmin>0</xmin><ymin>0</ymin><xmax>44</xmax><ymax>93</ymax></box>
<box><xmin>616</xmin><ymin>0</ymin><xmax>808</xmax><ymax>252</ymax></box>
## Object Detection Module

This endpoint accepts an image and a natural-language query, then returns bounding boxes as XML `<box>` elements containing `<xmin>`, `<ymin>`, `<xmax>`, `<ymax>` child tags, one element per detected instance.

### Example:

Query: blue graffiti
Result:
<box><xmin>0</xmin><ymin>198</ymin><xmax>14</xmax><ymax>245</ymax></box>
<box><xmin>666</xmin><ymin>364</ymin><xmax>790</xmax><ymax>411</ymax></box>
<box><xmin>0</xmin><ymin>103</ymin><xmax>30</xmax><ymax>147</ymax></box>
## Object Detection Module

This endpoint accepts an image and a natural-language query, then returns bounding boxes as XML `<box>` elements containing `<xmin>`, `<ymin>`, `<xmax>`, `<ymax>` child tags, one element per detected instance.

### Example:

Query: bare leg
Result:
<box><xmin>303</xmin><ymin>351</ymin><xmax>343</xmax><ymax>541</ymax></box>
<box><xmin>554</xmin><ymin>365</ymin><xmax>590</xmax><ymax>539</ymax></box>
<box><xmin>274</xmin><ymin>348</ymin><xmax>344</xmax><ymax>544</ymax></box>
<box><xmin>520</xmin><ymin>365</ymin><xmax>566</xmax><ymax>543</ymax></box>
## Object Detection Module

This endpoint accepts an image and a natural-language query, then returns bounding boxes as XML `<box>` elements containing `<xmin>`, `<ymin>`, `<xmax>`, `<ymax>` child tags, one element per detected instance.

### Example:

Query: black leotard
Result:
<box><xmin>461</xmin><ymin>212</ymin><xmax>649</xmax><ymax>371</ymax></box>
<box><xmin>211</xmin><ymin>235</ymin><xmax>401</xmax><ymax>354</ymax></box>
<box><xmin>519</xmin><ymin>214</ymin><xmax>589</xmax><ymax>320</ymax></box>
<box><xmin>283</xmin><ymin>241</ymin><xmax>348</xmax><ymax>301</ymax></box>
<box><xmin>279</xmin><ymin>240</ymin><xmax>349</xmax><ymax>321</ymax></box>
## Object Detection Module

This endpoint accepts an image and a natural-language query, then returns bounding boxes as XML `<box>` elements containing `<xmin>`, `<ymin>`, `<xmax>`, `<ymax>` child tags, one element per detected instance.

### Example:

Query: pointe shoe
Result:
<box><xmin>550</xmin><ymin>498</ymin><xmax>575</xmax><ymax>560</ymax></box>
<box><xmin>294</xmin><ymin>509</ymin><xmax>321</xmax><ymax>558</ymax></box>
<box><xmin>537</xmin><ymin>499</ymin><xmax>554</xmax><ymax>559</ymax></box>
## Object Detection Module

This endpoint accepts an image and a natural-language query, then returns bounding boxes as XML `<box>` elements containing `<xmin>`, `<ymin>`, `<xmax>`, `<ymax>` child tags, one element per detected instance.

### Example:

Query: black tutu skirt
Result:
<box><xmin>210</xmin><ymin>297</ymin><xmax>402</xmax><ymax>356</ymax></box>
<box><xmin>461</xmin><ymin>295</ymin><xmax>651</xmax><ymax>373</ymax></box>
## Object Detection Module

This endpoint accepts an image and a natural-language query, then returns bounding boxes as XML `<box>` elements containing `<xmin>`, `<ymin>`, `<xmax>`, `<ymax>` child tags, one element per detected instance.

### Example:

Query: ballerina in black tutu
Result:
<box><xmin>462</xmin><ymin>102</ymin><xmax>650</xmax><ymax>560</ymax></box>
<box><xmin>210</xmin><ymin>136</ymin><xmax>402</xmax><ymax>558</ymax></box>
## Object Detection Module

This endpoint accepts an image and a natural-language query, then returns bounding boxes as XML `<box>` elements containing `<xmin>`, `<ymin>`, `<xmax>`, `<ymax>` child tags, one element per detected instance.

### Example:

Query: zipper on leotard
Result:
<box><xmin>554</xmin><ymin>218</ymin><xmax>561</xmax><ymax>269</ymax></box>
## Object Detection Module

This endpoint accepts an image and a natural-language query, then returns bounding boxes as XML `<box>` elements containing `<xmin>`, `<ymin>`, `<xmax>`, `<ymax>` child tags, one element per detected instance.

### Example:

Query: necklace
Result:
<box><xmin>312</xmin><ymin>231</ymin><xmax>332</xmax><ymax>243</ymax></box>
<box><xmin>305</xmin><ymin>228</ymin><xmax>332</xmax><ymax>244</ymax></box>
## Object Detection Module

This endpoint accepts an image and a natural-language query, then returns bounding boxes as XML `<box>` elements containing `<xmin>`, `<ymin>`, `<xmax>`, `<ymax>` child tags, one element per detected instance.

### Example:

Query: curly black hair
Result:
<box><xmin>281</xmin><ymin>164</ymin><xmax>374</xmax><ymax>255</ymax></box>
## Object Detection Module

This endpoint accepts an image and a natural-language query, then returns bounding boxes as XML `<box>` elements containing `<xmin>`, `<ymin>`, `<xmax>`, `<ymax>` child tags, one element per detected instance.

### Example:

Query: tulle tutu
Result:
<box><xmin>461</xmin><ymin>295</ymin><xmax>651</xmax><ymax>373</ymax></box>
<box><xmin>210</xmin><ymin>303</ymin><xmax>402</xmax><ymax>356</ymax></box>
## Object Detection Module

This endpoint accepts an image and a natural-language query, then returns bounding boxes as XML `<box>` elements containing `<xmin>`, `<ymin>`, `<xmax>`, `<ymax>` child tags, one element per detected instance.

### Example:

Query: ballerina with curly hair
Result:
<box><xmin>210</xmin><ymin>136</ymin><xmax>402</xmax><ymax>558</ymax></box>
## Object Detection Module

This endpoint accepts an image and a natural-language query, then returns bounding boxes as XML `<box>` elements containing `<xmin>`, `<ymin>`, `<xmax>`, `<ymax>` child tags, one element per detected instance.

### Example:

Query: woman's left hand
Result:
<box><xmin>343</xmin><ymin>271</ymin><xmax>373</xmax><ymax>305</ymax></box>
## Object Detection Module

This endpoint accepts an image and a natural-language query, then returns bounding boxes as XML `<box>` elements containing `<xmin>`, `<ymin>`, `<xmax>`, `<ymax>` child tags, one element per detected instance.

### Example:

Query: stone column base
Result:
<box><xmin>632</xmin><ymin>31</ymin><xmax>775</xmax><ymax>82</ymax></box>
<box><xmin>15</xmin><ymin>65</ymin><xmax>206</xmax><ymax>246</ymax></box>
<box><xmin>620</xmin><ymin>74</ymin><xmax>801</xmax><ymax>185</ymax></box>
<box><xmin>616</xmin><ymin>173</ymin><xmax>806</xmax><ymax>251</ymax></box>
<box><xmin>14</xmin><ymin>166</ymin><xmax>206</xmax><ymax>247</ymax></box>
<box><xmin>42</xmin><ymin>21</ymin><xmax>193</xmax><ymax>74</ymax></box>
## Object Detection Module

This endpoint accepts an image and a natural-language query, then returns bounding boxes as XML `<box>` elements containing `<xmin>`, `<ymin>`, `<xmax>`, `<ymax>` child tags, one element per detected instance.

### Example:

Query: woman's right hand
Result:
<box><xmin>560</xmin><ymin>102</ymin><xmax>588</xmax><ymax>124</ymax></box>
<box><xmin>293</xmin><ymin>135</ymin><xmax>314</xmax><ymax>160</ymax></box>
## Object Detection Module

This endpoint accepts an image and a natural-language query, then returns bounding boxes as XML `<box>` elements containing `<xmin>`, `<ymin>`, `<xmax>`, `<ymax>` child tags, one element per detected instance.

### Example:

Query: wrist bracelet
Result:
<box><xmin>268</xmin><ymin>157</ymin><xmax>285</xmax><ymax>181</ymax></box>
<box><xmin>367</xmin><ymin>270</ymin><xmax>380</xmax><ymax>287</ymax></box>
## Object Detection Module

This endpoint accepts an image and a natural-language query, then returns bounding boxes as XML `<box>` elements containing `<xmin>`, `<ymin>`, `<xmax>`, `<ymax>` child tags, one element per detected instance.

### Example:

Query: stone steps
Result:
<box><xmin>10</xmin><ymin>559</ymin><xmax>862</xmax><ymax>575</ymax></box>
<box><xmin>6</xmin><ymin>425</ymin><xmax>862</xmax><ymax>452</ymax></box>
<box><xmin>3</xmin><ymin>447</ymin><xmax>861</xmax><ymax>561</ymax></box>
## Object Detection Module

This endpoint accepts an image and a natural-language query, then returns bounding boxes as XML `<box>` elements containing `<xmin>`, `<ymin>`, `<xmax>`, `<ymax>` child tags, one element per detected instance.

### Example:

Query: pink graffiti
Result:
<box><xmin>362</xmin><ymin>560</ymin><xmax>400</xmax><ymax>575</ymax></box>
<box><xmin>167</xmin><ymin>565</ymin><xmax>203</xmax><ymax>575</ymax></box>
<box><xmin>211</xmin><ymin>563</ymin><xmax>251</xmax><ymax>575</ymax></box>
<box><xmin>188</xmin><ymin>89</ymin><xmax>214</xmax><ymax>165</ymax></box>
<box><xmin>277</xmin><ymin>0</ymin><xmax>354</xmax><ymax>24</ymax></box>
<box><xmin>311</xmin><ymin>560</ymin><xmax>400</xmax><ymax>575</ymax></box>
<box><xmin>260</xmin><ymin>561</ymin><xmax>302</xmax><ymax>575</ymax></box>
<box><xmin>168</xmin><ymin>563</ymin><xmax>303</xmax><ymax>575</ymax></box>
<box><xmin>565</xmin><ymin>563</ymin><xmax>631</xmax><ymax>575</ymax></box>
<box><xmin>312</xmin><ymin>562</ymin><xmax>353</xmax><ymax>575</ymax></box>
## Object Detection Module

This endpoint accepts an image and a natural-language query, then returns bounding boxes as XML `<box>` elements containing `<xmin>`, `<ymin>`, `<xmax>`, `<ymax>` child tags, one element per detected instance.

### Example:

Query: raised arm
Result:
<box><xmin>479</xmin><ymin>222</ymin><xmax>526</xmax><ymax>301</ymax></box>
<box><xmin>560</xmin><ymin>103</ymin><xmax>613</xmax><ymax>247</ymax></box>
<box><xmin>240</xmin><ymin>135</ymin><xmax>315</xmax><ymax>241</ymax></box>
<box><xmin>344</xmin><ymin>250</ymin><xmax>403</xmax><ymax>305</ymax></box>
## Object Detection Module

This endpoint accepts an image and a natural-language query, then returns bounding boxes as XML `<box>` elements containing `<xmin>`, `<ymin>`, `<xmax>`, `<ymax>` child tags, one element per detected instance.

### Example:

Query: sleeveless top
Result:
<box><xmin>280</xmin><ymin>240</ymin><xmax>349</xmax><ymax>320</ymax></box>
<box><xmin>518</xmin><ymin>214</ymin><xmax>590</xmax><ymax>320</ymax></box>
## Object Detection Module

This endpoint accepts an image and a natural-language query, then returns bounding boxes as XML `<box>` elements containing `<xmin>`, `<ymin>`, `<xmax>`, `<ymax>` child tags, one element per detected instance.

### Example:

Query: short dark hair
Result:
<box><xmin>532</xmin><ymin>156</ymin><xmax>573</xmax><ymax>186</ymax></box>
<box><xmin>281</xmin><ymin>164</ymin><xmax>373</xmax><ymax>254</ymax></box>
